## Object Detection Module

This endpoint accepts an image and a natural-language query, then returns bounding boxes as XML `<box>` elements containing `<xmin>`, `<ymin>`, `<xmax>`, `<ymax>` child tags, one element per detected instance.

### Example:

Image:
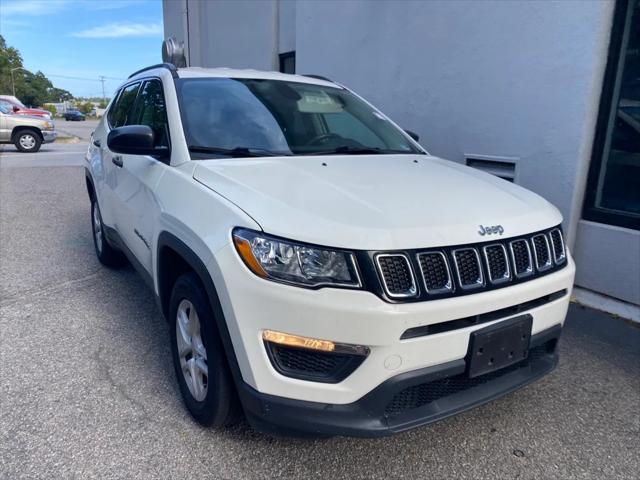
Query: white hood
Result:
<box><xmin>193</xmin><ymin>155</ymin><xmax>562</xmax><ymax>250</ymax></box>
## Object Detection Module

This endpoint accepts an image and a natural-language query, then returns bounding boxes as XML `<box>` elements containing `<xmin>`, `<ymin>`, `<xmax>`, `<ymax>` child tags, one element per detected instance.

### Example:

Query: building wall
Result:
<box><xmin>164</xmin><ymin>0</ymin><xmax>279</xmax><ymax>70</ymax></box>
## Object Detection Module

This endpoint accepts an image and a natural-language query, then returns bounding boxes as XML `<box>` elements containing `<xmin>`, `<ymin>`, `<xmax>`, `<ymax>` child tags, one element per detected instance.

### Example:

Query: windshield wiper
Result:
<box><xmin>301</xmin><ymin>146</ymin><xmax>419</xmax><ymax>156</ymax></box>
<box><xmin>188</xmin><ymin>145</ymin><xmax>290</xmax><ymax>157</ymax></box>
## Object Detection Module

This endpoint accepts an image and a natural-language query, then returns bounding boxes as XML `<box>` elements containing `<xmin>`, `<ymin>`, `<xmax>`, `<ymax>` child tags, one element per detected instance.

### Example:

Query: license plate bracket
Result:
<box><xmin>467</xmin><ymin>314</ymin><xmax>533</xmax><ymax>378</ymax></box>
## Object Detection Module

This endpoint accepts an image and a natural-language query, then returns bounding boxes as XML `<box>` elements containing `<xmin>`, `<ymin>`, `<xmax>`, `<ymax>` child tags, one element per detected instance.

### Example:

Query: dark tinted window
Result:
<box><xmin>176</xmin><ymin>78</ymin><xmax>420</xmax><ymax>156</ymax></box>
<box><xmin>108</xmin><ymin>82</ymin><xmax>140</xmax><ymax>128</ymax></box>
<box><xmin>130</xmin><ymin>80</ymin><xmax>169</xmax><ymax>147</ymax></box>
<box><xmin>584</xmin><ymin>0</ymin><xmax>639</xmax><ymax>230</ymax></box>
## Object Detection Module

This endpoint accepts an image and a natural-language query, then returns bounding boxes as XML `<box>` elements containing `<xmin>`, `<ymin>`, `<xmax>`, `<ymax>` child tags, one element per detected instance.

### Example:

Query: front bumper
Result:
<box><xmin>238</xmin><ymin>324</ymin><xmax>560</xmax><ymax>437</ymax></box>
<box><xmin>42</xmin><ymin>131</ymin><xmax>57</xmax><ymax>143</ymax></box>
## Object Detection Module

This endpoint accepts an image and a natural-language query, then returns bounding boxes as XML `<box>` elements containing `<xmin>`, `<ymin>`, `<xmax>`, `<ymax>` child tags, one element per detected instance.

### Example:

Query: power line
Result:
<box><xmin>43</xmin><ymin>73</ymin><xmax>125</xmax><ymax>82</ymax></box>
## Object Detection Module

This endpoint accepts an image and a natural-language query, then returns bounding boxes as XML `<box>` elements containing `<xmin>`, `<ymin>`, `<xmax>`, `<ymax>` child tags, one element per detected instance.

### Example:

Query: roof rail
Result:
<box><xmin>128</xmin><ymin>63</ymin><xmax>178</xmax><ymax>79</ymax></box>
<box><xmin>303</xmin><ymin>74</ymin><xmax>333</xmax><ymax>83</ymax></box>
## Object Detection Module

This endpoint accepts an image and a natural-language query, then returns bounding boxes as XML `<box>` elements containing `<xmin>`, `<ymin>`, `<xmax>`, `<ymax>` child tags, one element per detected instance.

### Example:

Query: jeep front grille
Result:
<box><xmin>372</xmin><ymin>226</ymin><xmax>566</xmax><ymax>302</ymax></box>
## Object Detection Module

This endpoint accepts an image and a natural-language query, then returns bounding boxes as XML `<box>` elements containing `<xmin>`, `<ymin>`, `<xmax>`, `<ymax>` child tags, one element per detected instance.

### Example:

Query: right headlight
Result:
<box><xmin>232</xmin><ymin>228</ymin><xmax>361</xmax><ymax>288</ymax></box>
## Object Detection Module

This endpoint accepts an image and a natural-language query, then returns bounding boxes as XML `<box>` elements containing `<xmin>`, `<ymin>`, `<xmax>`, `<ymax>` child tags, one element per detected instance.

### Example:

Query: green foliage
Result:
<box><xmin>77</xmin><ymin>102</ymin><xmax>94</xmax><ymax>114</ymax></box>
<box><xmin>0</xmin><ymin>35</ymin><xmax>74</xmax><ymax>106</ymax></box>
<box><xmin>42</xmin><ymin>104</ymin><xmax>58</xmax><ymax>116</ymax></box>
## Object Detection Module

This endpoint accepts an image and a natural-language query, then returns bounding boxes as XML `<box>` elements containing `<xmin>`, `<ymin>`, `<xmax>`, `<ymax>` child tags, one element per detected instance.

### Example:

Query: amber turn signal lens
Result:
<box><xmin>263</xmin><ymin>330</ymin><xmax>336</xmax><ymax>352</ymax></box>
<box><xmin>233</xmin><ymin>235</ymin><xmax>268</xmax><ymax>278</ymax></box>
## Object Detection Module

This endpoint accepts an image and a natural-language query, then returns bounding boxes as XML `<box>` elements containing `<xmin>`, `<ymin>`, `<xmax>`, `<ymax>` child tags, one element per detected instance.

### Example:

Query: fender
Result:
<box><xmin>156</xmin><ymin>231</ymin><xmax>245</xmax><ymax>391</ymax></box>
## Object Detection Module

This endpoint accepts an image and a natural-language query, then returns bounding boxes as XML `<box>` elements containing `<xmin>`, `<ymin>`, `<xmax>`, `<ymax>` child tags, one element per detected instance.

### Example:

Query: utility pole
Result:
<box><xmin>99</xmin><ymin>76</ymin><xmax>106</xmax><ymax>104</ymax></box>
<box><xmin>10</xmin><ymin>67</ymin><xmax>26</xmax><ymax>97</ymax></box>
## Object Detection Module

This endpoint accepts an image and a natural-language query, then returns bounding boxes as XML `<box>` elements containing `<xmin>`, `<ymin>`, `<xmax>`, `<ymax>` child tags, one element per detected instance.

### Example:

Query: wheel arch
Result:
<box><xmin>11</xmin><ymin>126</ymin><xmax>43</xmax><ymax>142</ymax></box>
<box><xmin>156</xmin><ymin>231</ymin><xmax>245</xmax><ymax>388</ymax></box>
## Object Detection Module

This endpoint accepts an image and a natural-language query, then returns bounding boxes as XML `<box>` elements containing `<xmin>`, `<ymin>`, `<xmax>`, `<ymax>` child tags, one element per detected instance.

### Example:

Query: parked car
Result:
<box><xmin>85</xmin><ymin>63</ymin><xmax>575</xmax><ymax>437</ymax></box>
<box><xmin>0</xmin><ymin>104</ymin><xmax>57</xmax><ymax>152</ymax></box>
<box><xmin>64</xmin><ymin>109</ymin><xmax>86</xmax><ymax>121</ymax></box>
<box><xmin>0</xmin><ymin>95</ymin><xmax>52</xmax><ymax>119</ymax></box>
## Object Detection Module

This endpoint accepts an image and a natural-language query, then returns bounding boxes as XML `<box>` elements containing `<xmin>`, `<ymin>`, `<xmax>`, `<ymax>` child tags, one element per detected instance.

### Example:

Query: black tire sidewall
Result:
<box><xmin>169</xmin><ymin>272</ymin><xmax>239</xmax><ymax>427</ymax></box>
<box><xmin>91</xmin><ymin>199</ymin><xmax>124</xmax><ymax>267</ymax></box>
<box><xmin>14</xmin><ymin>131</ymin><xmax>42</xmax><ymax>153</ymax></box>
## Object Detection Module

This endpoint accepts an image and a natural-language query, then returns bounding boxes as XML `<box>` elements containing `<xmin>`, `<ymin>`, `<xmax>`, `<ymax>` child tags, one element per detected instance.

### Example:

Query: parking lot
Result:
<box><xmin>0</xmin><ymin>133</ymin><xmax>638</xmax><ymax>479</ymax></box>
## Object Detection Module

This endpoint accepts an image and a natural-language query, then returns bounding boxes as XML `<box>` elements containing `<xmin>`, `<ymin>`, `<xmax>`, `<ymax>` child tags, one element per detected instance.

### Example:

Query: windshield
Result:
<box><xmin>176</xmin><ymin>78</ymin><xmax>423</xmax><ymax>158</ymax></box>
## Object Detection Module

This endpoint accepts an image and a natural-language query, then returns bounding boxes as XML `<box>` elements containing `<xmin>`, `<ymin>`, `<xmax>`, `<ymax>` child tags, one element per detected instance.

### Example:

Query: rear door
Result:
<box><xmin>112</xmin><ymin>78</ymin><xmax>170</xmax><ymax>274</ymax></box>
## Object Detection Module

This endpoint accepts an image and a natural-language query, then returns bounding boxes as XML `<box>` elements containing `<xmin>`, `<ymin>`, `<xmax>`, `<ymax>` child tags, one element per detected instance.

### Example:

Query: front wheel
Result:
<box><xmin>91</xmin><ymin>200</ymin><xmax>125</xmax><ymax>267</ymax></box>
<box><xmin>14</xmin><ymin>131</ymin><xmax>42</xmax><ymax>153</ymax></box>
<box><xmin>170</xmin><ymin>272</ymin><xmax>242</xmax><ymax>427</ymax></box>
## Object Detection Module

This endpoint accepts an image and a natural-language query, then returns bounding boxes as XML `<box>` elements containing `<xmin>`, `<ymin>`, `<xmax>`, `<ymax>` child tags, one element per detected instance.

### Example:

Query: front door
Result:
<box><xmin>112</xmin><ymin>79</ymin><xmax>171</xmax><ymax>274</ymax></box>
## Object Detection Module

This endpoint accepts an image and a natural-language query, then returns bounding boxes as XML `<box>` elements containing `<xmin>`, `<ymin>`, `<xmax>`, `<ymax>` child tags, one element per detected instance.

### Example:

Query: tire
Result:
<box><xmin>170</xmin><ymin>272</ymin><xmax>242</xmax><ymax>427</ymax></box>
<box><xmin>14</xmin><ymin>130</ymin><xmax>42</xmax><ymax>153</ymax></box>
<box><xmin>91</xmin><ymin>200</ymin><xmax>125</xmax><ymax>267</ymax></box>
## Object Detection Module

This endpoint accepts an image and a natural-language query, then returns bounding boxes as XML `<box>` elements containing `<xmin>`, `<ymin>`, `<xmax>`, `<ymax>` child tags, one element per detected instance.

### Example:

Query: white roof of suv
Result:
<box><xmin>129</xmin><ymin>65</ymin><xmax>338</xmax><ymax>88</ymax></box>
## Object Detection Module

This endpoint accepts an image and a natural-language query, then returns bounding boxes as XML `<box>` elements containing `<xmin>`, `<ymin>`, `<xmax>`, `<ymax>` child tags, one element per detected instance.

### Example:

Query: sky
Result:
<box><xmin>0</xmin><ymin>0</ymin><xmax>164</xmax><ymax>98</ymax></box>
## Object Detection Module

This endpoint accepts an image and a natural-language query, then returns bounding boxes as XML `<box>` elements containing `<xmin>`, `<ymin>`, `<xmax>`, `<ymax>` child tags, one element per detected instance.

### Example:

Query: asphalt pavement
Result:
<box><xmin>0</xmin><ymin>141</ymin><xmax>638</xmax><ymax>479</ymax></box>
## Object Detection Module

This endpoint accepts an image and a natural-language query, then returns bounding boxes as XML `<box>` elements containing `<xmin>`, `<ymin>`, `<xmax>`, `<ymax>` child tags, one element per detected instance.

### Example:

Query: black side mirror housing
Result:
<box><xmin>405</xmin><ymin>129</ymin><xmax>420</xmax><ymax>142</ymax></box>
<box><xmin>107</xmin><ymin>125</ymin><xmax>169</xmax><ymax>158</ymax></box>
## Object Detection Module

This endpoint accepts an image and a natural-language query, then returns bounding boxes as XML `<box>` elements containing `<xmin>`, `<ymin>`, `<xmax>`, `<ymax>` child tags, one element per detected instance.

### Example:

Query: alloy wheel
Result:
<box><xmin>92</xmin><ymin>203</ymin><xmax>103</xmax><ymax>253</ymax></box>
<box><xmin>176</xmin><ymin>299</ymin><xmax>208</xmax><ymax>401</ymax></box>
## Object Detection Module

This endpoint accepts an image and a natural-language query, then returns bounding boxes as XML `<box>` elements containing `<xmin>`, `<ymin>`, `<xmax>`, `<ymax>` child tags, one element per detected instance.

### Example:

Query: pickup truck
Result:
<box><xmin>0</xmin><ymin>104</ymin><xmax>57</xmax><ymax>152</ymax></box>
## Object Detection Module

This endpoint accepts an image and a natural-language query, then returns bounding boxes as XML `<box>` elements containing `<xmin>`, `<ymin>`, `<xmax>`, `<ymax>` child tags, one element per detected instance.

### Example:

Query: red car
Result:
<box><xmin>0</xmin><ymin>95</ymin><xmax>52</xmax><ymax>119</ymax></box>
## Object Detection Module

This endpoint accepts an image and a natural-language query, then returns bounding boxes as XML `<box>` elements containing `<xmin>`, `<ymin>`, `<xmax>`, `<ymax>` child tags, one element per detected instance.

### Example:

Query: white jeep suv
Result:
<box><xmin>85</xmin><ymin>63</ymin><xmax>575</xmax><ymax>437</ymax></box>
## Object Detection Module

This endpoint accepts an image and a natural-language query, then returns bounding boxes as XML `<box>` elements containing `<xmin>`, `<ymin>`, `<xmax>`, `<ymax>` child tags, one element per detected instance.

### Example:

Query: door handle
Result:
<box><xmin>112</xmin><ymin>155</ymin><xmax>123</xmax><ymax>167</ymax></box>
<box><xmin>93</xmin><ymin>139</ymin><xmax>101</xmax><ymax>147</ymax></box>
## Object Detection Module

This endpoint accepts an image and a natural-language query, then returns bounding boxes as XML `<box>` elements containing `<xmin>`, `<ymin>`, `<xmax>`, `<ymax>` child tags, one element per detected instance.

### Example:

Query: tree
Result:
<box><xmin>42</xmin><ymin>103</ymin><xmax>58</xmax><ymax>116</ymax></box>
<box><xmin>1</xmin><ymin>35</ymin><xmax>74</xmax><ymax>106</ymax></box>
<box><xmin>78</xmin><ymin>102</ymin><xmax>93</xmax><ymax>115</ymax></box>
<box><xmin>0</xmin><ymin>35</ymin><xmax>26</xmax><ymax>96</ymax></box>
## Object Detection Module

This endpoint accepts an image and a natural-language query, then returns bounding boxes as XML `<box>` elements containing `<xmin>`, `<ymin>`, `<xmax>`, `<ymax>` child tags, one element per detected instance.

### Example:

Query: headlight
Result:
<box><xmin>43</xmin><ymin>121</ymin><xmax>53</xmax><ymax>130</ymax></box>
<box><xmin>232</xmin><ymin>228</ymin><xmax>361</xmax><ymax>288</ymax></box>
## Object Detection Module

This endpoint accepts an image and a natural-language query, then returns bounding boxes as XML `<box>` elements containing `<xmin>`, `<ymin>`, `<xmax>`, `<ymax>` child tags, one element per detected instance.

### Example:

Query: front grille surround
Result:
<box><xmin>417</xmin><ymin>251</ymin><xmax>453</xmax><ymax>294</ymax></box>
<box><xmin>452</xmin><ymin>248</ymin><xmax>484</xmax><ymax>290</ymax></box>
<box><xmin>531</xmin><ymin>234</ymin><xmax>553</xmax><ymax>271</ymax></box>
<box><xmin>482</xmin><ymin>244</ymin><xmax>511</xmax><ymax>284</ymax></box>
<box><xmin>375</xmin><ymin>253</ymin><xmax>418</xmax><ymax>298</ymax></box>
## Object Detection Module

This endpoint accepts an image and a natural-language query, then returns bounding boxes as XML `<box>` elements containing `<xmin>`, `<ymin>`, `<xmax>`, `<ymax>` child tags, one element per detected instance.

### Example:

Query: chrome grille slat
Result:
<box><xmin>509</xmin><ymin>239</ymin><xmax>534</xmax><ymax>278</ymax></box>
<box><xmin>531</xmin><ymin>234</ymin><xmax>552</xmax><ymax>271</ymax></box>
<box><xmin>548</xmin><ymin>229</ymin><xmax>566</xmax><ymax>264</ymax></box>
<box><xmin>452</xmin><ymin>248</ymin><xmax>484</xmax><ymax>290</ymax></box>
<box><xmin>483</xmin><ymin>244</ymin><xmax>511</xmax><ymax>284</ymax></box>
<box><xmin>417</xmin><ymin>252</ymin><xmax>453</xmax><ymax>294</ymax></box>
<box><xmin>376</xmin><ymin>254</ymin><xmax>417</xmax><ymax>298</ymax></box>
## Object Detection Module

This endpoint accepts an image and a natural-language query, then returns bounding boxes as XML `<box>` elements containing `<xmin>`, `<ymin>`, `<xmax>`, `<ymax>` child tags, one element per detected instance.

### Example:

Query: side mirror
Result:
<box><xmin>405</xmin><ymin>129</ymin><xmax>419</xmax><ymax>142</ymax></box>
<box><xmin>107</xmin><ymin>125</ymin><xmax>169</xmax><ymax>158</ymax></box>
<box><xmin>12</xmin><ymin>106</ymin><xmax>19</xmax><ymax>112</ymax></box>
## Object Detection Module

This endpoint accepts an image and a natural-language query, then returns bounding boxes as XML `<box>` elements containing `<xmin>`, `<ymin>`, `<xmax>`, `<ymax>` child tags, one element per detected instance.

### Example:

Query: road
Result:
<box><xmin>0</xmin><ymin>139</ymin><xmax>638</xmax><ymax>479</ymax></box>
